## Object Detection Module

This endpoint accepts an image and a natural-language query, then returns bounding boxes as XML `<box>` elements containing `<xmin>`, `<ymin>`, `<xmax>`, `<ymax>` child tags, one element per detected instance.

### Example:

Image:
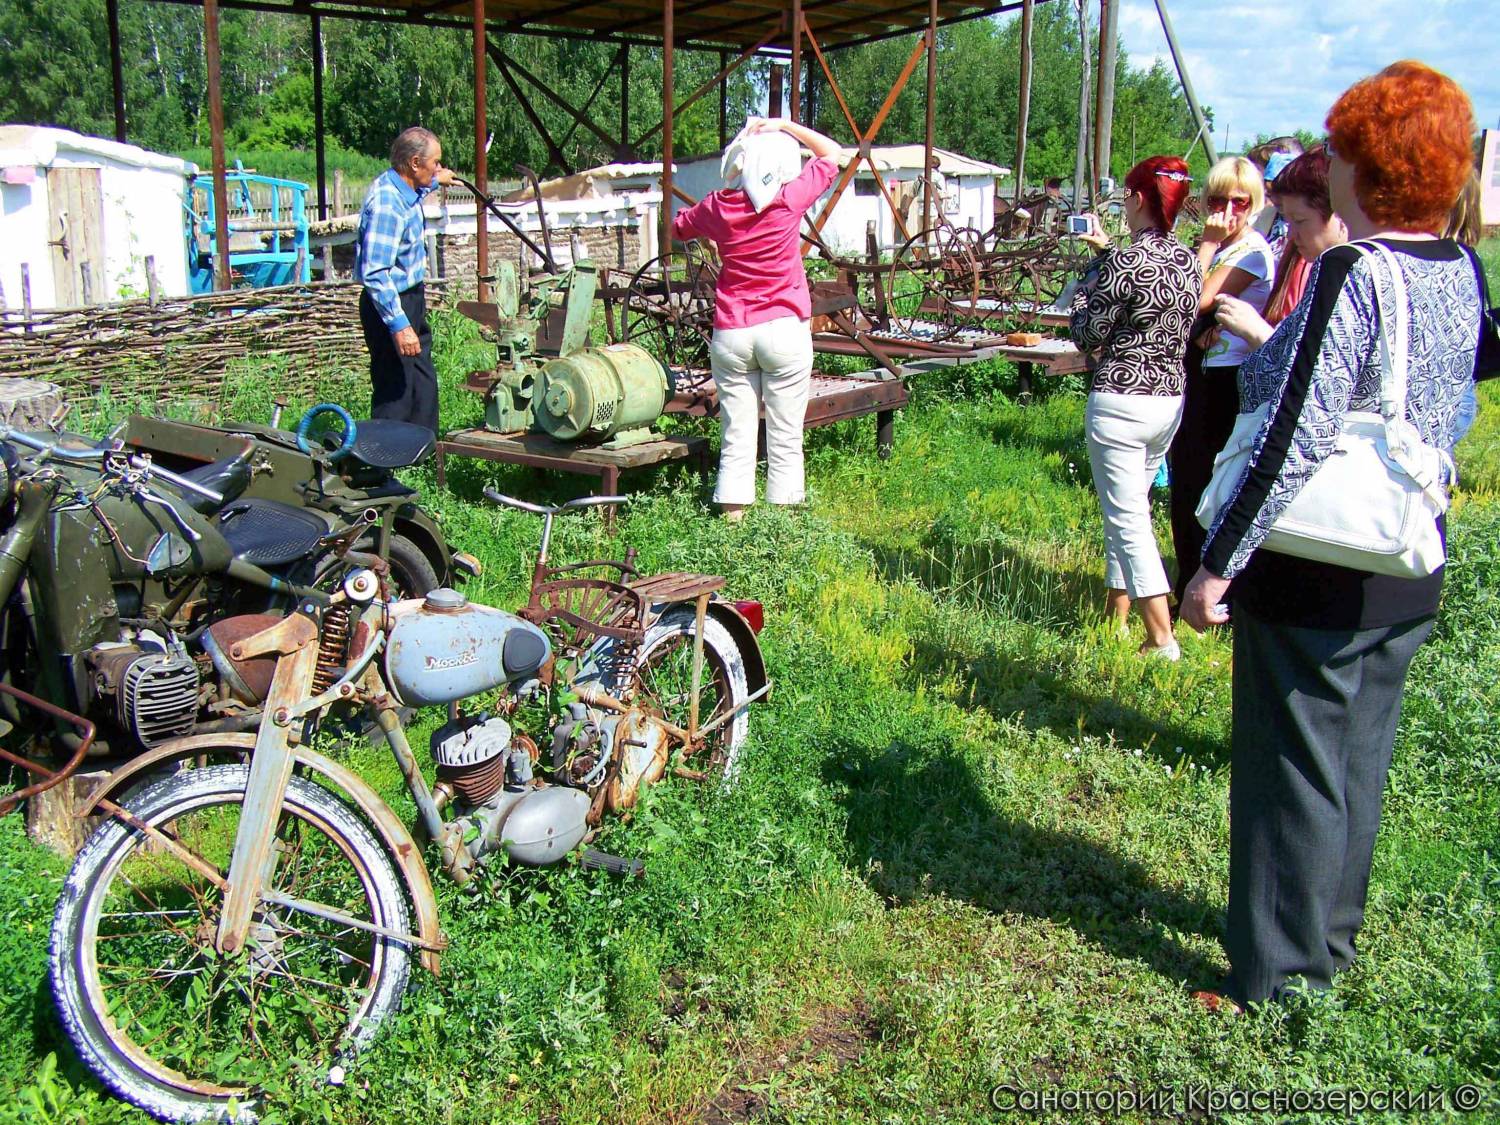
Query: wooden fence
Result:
<box><xmin>0</xmin><ymin>279</ymin><xmax>445</xmax><ymax>401</ymax></box>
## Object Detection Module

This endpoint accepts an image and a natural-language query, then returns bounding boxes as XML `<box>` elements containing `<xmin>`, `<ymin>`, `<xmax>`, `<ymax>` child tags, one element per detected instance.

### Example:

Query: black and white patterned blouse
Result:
<box><xmin>1068</xmin><ymin>228</ymin><xmax>1202</xmax><ymax>396</ymax></box>
<box><xmin>1202</xmin><ymin>238</ymin><xmax>1482</xmax><ymax>629</ymax></box>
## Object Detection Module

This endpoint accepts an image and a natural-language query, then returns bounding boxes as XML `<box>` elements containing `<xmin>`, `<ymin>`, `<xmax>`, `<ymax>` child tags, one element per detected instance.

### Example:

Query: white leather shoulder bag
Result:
<box><xmin>1195</xmin><ymin>240</ymin><xmax>1451</xmax><ymax>578</ymax></box>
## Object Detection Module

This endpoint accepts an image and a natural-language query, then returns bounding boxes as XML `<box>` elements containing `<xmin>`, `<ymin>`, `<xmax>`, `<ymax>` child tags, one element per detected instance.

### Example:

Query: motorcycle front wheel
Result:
<box><xmin>50</xmin><ymin>765</ymin><xmax>412</xmax><ymax>1123</ymax></box>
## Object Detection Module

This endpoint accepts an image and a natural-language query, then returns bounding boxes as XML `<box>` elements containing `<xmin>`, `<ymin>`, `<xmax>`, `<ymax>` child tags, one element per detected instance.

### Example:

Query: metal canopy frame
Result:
<box><xmin>103</xmin><ymin>0</ymin><xmax>1211</xmax><ymax>298</ymax></box>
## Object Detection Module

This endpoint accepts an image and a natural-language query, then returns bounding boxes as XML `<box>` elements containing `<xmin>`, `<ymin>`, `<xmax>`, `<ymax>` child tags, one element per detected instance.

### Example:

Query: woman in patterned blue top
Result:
<box><xmin>1179</xmin><ymin>62</ymin><xmax>1487</xmax><ymax>1012</ymax></box>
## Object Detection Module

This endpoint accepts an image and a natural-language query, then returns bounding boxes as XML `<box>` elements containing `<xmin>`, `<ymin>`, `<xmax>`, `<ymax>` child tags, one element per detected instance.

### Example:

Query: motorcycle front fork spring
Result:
<box><xmin>312</xmin><ymin>603</ymin><xmax>353</xmax><ymax>694</ymax></box>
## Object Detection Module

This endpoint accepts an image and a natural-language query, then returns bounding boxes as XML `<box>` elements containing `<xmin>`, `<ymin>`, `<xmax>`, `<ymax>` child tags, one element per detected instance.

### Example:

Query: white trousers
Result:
<box><xmin>709</xmin><ymin>315</ymin><xmax>813</xmax><ymax>505</ymax></box>
<box><xmin>1085</xmin><ymin>390</ymin><xmax>1183</xmax><ymax>599</ymax></box>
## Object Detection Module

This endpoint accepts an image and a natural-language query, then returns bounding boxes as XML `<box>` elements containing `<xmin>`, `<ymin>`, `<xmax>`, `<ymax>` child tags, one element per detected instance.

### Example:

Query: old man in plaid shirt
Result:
<box><xmin>355</xmin><ymin>126</ymin><xmax>454</xmax><ymax>434</ymax></box>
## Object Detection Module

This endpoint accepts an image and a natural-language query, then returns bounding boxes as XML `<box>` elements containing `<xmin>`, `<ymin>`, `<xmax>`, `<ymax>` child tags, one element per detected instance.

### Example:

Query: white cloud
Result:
<box><xmin>1113</xmin><ymin>0</ymin><xmax>1500</xmax><ymax>150</ymax></box>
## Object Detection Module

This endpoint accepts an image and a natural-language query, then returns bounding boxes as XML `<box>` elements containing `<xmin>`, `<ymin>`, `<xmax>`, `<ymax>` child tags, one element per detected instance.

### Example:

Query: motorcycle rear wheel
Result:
<box><xmin>50</xmin><ymin>765</ymin><xmax>412</xmax><ymax>1123</ymax></box>
<box><xmin>627</xmin><ymin>607</ymin><xmax>750</xmax><ymax>782</ymax></box>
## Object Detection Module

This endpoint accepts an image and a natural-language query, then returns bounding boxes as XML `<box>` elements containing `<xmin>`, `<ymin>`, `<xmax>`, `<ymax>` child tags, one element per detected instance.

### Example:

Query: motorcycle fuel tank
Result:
<box><xmin>384</xmin><ymin>588</ymin><xmax>551</xmax><ymax>706</ymax></box>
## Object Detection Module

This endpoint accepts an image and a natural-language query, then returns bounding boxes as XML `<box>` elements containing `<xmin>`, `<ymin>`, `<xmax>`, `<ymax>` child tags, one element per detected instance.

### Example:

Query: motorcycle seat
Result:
<box><xmin>216</xmin><ymin>498</ymin><xmax>328</xmax><ymax>568</ymax></box>
<box><xmin>345</xmin><ymin>420</ymin><xmax>436</xmax><ymax>470</ymax></box>
<box><xmin>177</xmin><ymin>453</ymin><xmax>252</xmax><ymax>513</ymax></box>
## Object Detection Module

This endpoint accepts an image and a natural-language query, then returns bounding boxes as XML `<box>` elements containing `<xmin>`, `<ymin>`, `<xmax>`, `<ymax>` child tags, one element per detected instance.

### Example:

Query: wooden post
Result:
<box><xmin>106</xmin><ymin>0</ymin><xmax>127</xmax><ymax>142</ymax></box>
<box><xmin>1014</xmin><ymin>0</ymin><xmax>1033</xmax><ymax>203</ymax></box>
<box><xmin>1071</xmin><ymin>0</ymin><xmax>1091</xmax><ymax>213</ymax></box>
<box><xmin>295</xmin><ymin>247</ymin><xmax>307</xmax><ymax>285</ymax></box>
<box><xmin>661</xmin><ymin>0</ymin><xmax>674</xmax><ymax>254</ymax></box>
<box><xmin>1154</xmin><ymin>0</ymin><xmax>1216</xmax><ymax>164</ymax></box>
<box><xmin>20</xmin><ymin>263</ymin><xmax>33</xmax><ymax>330</ymax></box>
<box><xmin>474</xmin><ymin>0</ymin><xmax>489</xmax><ymax>300</ymax></box>
<box><xmin>311</xmin><ymin>13</ymin><xmax>327</xmax><ymax>221</ymax></box>
<box><xmin>789</xmin><ymin>0</ymin><xmax>802</xmax><ymax>123</ymax></box>
<box><xmin>769</xmin><ymin>64</ymin><xmax>784</xmax><ymax>118</ymax></box>
<box><xmin>145</xmin><ymin>254</ymin><xmax>161</xmax><ymax>304</ymax></box>
<box><xmin>923</xmin><ymin>0</ymin><xmax>937</xmax><ymax>237</ymax></box>
<box><xmin>80</xmin><ymin>265</ymin><xmax>92</xmax><ymax>306</ymax></box>
<box><xmin>321</xmin><ymin>244</ymin><xmax>334</xmax><ymax>280</ymax></box>
<box><xmin>204</xmin><ymin>0</ymin><xmax>231</xmax><ymax>291</ymax></box>
<box><xmin>1094</xmin><ymin>0</ymin><xmax>1117</xmax><ymax>194</ymax></box>
<box><xmin>333</xmin><ymin>169</ymin><xmax>345</xmax><ymax>217</ymax></box>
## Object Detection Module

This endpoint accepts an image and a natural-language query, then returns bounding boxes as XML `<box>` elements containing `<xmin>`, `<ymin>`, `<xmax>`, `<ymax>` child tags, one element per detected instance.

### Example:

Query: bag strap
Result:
<box><xmin>1348</xmin><ymin>239</ymin><xmax>1453</xmax><ymax>507</ymax></box>
<box><xmin>1349</xmin><ymin>239</ymin><xmax>1410</xmax><ymax>422</ymax></box>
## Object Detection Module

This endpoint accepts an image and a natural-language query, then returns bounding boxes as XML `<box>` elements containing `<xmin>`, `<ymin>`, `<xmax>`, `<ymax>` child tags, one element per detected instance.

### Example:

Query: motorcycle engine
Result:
<box><xmin>430</xmin><ymin>713</ymin><xmax>590</xmax><ymax>868</ymax></box>
<box><xmin>87</xmin><ymin>635</ymin><xmax>200</xmax><ymax>749</ymax></box>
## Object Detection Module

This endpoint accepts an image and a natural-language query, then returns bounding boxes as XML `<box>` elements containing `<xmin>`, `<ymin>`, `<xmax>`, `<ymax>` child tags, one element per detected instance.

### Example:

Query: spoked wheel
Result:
<box><xmin>622</xmin><ymin>245</ymin><xmax>719</xmax><ymax>371</ymax></box>
<box><xmin>611</xmin><ymin>607</ymin><xmax>750</xmax><ymax>782</ymax></box>
<box><xmin>884</xmin><ymin>226</ymin><xmax>981</xmax><ymax>343</ymax></box>
<box><xmin>51</xmin><ymin>765</ymin><xmax>412</xmax><ymax>1123</ymax></box>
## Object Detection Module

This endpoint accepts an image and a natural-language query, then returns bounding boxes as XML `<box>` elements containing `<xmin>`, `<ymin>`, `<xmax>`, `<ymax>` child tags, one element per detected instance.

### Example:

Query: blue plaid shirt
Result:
<box><xmin>355</xmin><ymin>169</ymin><xmax>437</xmax><ymax>332</ymax></box>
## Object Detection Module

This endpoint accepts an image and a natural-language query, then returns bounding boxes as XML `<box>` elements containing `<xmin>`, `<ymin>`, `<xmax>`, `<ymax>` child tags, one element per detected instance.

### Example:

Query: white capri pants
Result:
<box><xmin>709</xmin><ymin>315</ymin><xmax>814</xmax><ymax>506</ymax></box>
<box><xmin>1084</xmin><ymin>390</ymin><xmax>1183</xmax><ymax>599</ymax></box>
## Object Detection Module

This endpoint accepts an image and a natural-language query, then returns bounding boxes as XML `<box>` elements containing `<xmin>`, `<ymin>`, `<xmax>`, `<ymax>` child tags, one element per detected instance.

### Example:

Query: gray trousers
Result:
<box><xmin>1224</xmin><ymin>608</ymin><xmax>1434</xmax><ymax>1005</ymax></box>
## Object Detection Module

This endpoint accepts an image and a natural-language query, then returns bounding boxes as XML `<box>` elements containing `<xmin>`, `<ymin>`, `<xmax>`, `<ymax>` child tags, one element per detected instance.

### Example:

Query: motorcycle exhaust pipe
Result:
<box><xmin>579</xmin><ymin>849</ymin><xmax>644</xmax><ymax>879</ymax></box>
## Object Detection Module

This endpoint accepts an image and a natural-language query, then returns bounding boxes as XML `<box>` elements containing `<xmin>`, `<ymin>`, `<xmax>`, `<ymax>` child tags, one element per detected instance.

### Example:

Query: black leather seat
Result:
<box><xmin>345</xmin><ymin>420</ymin><xmax>436</xmax><ymax>470</ymax></box>
<box><xmin>178</xmin><ymin>454</ymin><xmax>252</xmax><ymax>513</ymax></box>
<box><xmin>217</xmin><ymin>499</ymin><xmax>328</xmax><ymax>568</ymax></box>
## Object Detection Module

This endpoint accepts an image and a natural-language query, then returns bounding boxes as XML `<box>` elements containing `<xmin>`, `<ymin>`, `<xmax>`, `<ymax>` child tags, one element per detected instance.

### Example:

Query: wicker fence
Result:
<box><xmin>0</xmin><ymin>280</ymin><xmax>446</xmax><ymax>402</ymax></box>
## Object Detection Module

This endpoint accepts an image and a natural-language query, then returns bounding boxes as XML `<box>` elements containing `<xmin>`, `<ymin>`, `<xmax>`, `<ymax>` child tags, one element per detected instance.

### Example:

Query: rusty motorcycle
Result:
<box><xmin>46</xmin><ymin>491</ymin><xmax>767</xmax><ymax>1123</ymax></box>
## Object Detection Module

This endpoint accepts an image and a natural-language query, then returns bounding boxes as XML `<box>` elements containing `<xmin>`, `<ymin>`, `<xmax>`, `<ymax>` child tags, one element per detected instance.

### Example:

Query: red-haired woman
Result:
<box><xmin>1213</xmin><ymin>146</ymin><xmax>1348</xmax><ymax>349</ymax></box>
<box><xmin>1180</xmin><ymin>62</ymin><xmax>1487</xmax><ymax>1011</ymax></box>
<box><xmin>1068</xmin><ymin>157</ymin><xmax>1201</xmax><ymax>658</ymax></box>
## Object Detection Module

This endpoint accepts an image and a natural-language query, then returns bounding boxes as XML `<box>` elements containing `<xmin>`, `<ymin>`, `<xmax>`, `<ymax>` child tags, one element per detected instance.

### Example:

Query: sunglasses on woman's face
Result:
<box><xmin>1206</xmin><ymin>195</ymin><xmax>1253</xmax><ymax>213</ymax></box>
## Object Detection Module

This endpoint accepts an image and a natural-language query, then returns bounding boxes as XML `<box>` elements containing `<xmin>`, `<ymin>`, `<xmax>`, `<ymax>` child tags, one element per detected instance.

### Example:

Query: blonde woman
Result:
<box><xmin>1168</xmin><ymin>156</ymin><xmax>1273</xmax><ymax>608</ymax></box>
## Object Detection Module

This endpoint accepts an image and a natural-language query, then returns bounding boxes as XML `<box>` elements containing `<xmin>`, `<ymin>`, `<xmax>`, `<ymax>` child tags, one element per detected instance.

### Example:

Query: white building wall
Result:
<box><xmin>0</xmin><ymin>130</ymin><xmax>193</xmax><ymax>309</ymax></box>
<box><xmin>0</xmin><ymin>175</ymin><xmax>57</xmax><ymax>307</ymax></box>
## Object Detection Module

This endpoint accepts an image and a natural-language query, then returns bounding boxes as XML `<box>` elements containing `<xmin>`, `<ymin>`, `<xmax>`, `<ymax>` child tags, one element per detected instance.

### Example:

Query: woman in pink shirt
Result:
<box><xmin>671</xmin><ymin>118</ymin><xmax>842</xmax><ymax>519</ymax></box>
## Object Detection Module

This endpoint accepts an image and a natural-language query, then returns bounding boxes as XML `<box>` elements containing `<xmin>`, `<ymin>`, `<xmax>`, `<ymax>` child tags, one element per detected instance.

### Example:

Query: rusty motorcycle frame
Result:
<box><xmin>45</xmin><ymin>492</ymin><xmax>767</xmax><ymax>1124</ymax></box>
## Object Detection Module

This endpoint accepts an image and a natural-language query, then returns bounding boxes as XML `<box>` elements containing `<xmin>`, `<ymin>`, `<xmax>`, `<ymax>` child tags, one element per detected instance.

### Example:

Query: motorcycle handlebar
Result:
<box><xmin>0</xmin><ymin>426</ymin><xmax>223</xmax><ymax>505</ymax></box>
<box><xmin>484</xmin><ymin>488</ymin><xmax>628</xmax><ymax>516</ymax></box>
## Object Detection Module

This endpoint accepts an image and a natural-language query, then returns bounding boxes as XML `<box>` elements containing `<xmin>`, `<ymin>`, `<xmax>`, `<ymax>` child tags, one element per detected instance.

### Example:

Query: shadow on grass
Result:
<box><xmin>825</xmin><ymin>737</ymin><xmax>1224</xmax><ymax>989</ymax></box>
<box><xmin>907</xmin><ymin>634</ymin><xmax>1229</xmax><ymax>769</ymax></box>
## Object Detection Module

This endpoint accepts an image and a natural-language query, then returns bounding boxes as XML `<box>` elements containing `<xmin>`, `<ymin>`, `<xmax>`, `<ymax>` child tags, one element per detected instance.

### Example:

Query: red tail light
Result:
<box><xmin>733</xmin><ymin>599</ymin><xmax>764</xmax><ymax>634</ymax></box>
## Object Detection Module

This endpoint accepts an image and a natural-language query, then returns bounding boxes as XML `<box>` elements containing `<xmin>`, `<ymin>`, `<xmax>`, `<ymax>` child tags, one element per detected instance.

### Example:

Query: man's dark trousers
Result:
<box><xmin>360</xmin><ymin>283</ymin><xmax>438</xmax><ymax>434</ymax></box>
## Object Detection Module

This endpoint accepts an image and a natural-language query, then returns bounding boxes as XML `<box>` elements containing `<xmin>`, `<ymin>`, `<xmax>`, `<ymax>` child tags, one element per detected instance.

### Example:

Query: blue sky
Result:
<box><xmin>1113</xmin><ymin>0</ymin><xmax>1500</xmax><ymax>151</ymax></box>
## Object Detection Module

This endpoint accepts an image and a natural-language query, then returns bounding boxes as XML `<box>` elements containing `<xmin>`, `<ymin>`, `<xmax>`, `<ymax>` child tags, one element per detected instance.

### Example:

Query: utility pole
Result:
<box><xmin>1071</xmin><ymin>0</ymin><xmax>1091</xmax><ymax>212</ymax></box>
<box><xmin>1093</xmin><ymin>0</ymin><xmax>1117</xmax><ymax>193</ymax></box>
<box><xmin>1154</xmin><ymin>0</ymin><xmax>1216</xmax><ymax>165</ymax></box>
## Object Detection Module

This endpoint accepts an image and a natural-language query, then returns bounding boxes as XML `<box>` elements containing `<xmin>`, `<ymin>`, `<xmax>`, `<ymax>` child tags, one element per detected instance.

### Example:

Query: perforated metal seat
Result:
<box><xmin>216</xmin><ymin>499</ymin><xmax>328</xmax><ymax>567</ymax></box>
<box><xmin>346</xmin><ymin>419</ymin><xmax>436</xmax><ymax>470</ymax></box>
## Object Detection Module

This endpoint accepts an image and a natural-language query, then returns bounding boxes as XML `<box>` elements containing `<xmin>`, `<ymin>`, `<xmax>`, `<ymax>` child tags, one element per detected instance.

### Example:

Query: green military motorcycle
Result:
<box><xmin>0</xmin><ymin>407</ymin><xmax>463</xmax><ymax>772</ymax></box>
<box><xmin>120</xmin><ymin>400</ymin><xmax>470</xmax><ymax>600</ymax></box>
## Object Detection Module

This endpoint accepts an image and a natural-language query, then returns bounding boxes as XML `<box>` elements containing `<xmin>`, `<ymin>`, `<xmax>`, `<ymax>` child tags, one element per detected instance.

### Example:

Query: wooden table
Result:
<box><xmin>666</xmin><ymin>370</ymin><xmax>910</xmax><ymax>458</ymax></box>
<box><xmin>434</xmin><ymin>430</ymin><xmax>711</xmax><ymax>524</ymax></box>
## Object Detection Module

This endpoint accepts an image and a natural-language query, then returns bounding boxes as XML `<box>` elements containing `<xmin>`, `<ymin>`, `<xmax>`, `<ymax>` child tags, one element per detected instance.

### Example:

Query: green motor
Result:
<box><xmin>535</xmin><ymin>343</ymin><xmax>672</xmax><ymax>449</ymax></box>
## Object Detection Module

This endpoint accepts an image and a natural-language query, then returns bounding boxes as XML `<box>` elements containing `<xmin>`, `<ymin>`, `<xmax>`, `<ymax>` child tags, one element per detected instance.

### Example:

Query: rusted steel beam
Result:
<box><xmin>822</xmin><ymin>0</ymin><xmax>1029</xmax><ymax>50</ymax></box>
<box><xmin>923</xmin><ymin>0</ymin><xmax>936</xmax><ymax>235</ymax></box>
<box><xmin>719</xmin><ymin>49</ymin><xmax>729</xmax><ymax>148</ymax></box>
<box><xmin>204</xmin><ymin>0</ymin><xmax>231</xmax><ymax>292</ymax></box>
<box><xmin>805</xmin><ymin>29</ymin><xmax>925</xmax><ymax>245</ymax></box>
<box><xmin>769</xmin><ymin>63</ymin><xmax>784</xmax><ymax>118</ymax></box>
<box><xmin>311</xmin><ymin>13</ymin><xmax>327</xmax><ymax>220</ymax></box>
<box><xmin>662</xmin><ymin>0</ymin><xmax>674</xmax><ymax>255</ymax></box>
<box><xmin>489</xmin><ymin>45</ymin><xmax>574</xmax><ymax>175</ymax></box>
<box><xmin>619</xmin><ymin>46</ymin><xmax>632</xmax><ymax>159</ymax></box>
<box><xmin>491</xmin><ymin>46</ymin><xmax>622</xmax><ymax>151</ymax></box>
<box><xmin>634</xmin><ymin>27</ymin><xmax>777</xmax><ymax>146</ymax></box>
<box><xmin>804</xmin><ymin>23</ymin><xmax>906</xmax><ymax>247</ymax></box>
<box><xmin>789</xmin><ymin>0</ymin><xmax>802</xmax><ymax>121</ymax></box>
<box><xmin>475</xmin><ymin>0</ymin><xmax>489</xmax><ymax>299</ymax></box>
<box><xmin>106</xmin><ymin>0</ymin><xmax>126</xmax><ymax>141</ymax></box>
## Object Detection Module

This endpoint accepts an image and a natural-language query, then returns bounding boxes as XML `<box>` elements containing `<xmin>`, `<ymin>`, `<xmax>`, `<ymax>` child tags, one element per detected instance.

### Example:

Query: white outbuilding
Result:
<box><xmin>0</xmin><ymin>126</ymin><xmax>196</xmax><ymax>311</ymax></box>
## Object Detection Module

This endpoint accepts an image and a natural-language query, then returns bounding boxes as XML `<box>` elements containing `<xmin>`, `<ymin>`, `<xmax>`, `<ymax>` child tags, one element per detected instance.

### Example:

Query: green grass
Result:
<box><xmin>1</xmin><ymin>308</ymin><xmax>1496</xmax><ymax>1123</ymax></box>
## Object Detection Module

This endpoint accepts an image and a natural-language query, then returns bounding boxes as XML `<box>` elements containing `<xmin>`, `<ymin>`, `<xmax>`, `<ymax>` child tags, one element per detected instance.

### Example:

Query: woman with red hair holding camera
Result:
<box><xmin>1180</xmin><ymin>62</ymin><xmax>1486</xmax><ymax>1012</ymax></box>
<box><xmin>1069</xmin><ymin>157</ymin><xmax>1200</xmax><ymax>658</ymax></box>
